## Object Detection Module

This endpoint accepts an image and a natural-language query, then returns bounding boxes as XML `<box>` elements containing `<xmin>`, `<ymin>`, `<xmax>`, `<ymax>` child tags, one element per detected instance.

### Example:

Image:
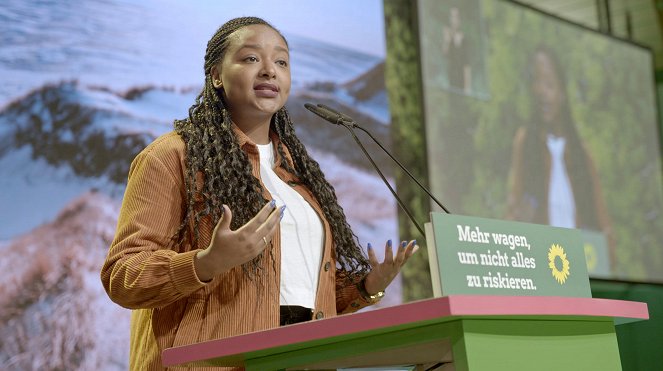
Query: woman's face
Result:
<box><xmin>213</xmin><ymin>25</ymin><xmax>291</xmax><ymax>124</ymax></box>
<box><xmin>532</xmin><ymin>51</ymin><xmax>563</xmax><ymax>124</ymax></box>
<box><xmin>449</xmin><ymin>7</ymin><xmax>461</xmax><ymax>30</ymax></box>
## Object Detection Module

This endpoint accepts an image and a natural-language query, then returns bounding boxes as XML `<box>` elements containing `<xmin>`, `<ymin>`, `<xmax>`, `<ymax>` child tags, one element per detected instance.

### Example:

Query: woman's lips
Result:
<box><xmin>254</xmin><ymin>83</ymin><xmax>279</xmax><ymax>98</ymax></box>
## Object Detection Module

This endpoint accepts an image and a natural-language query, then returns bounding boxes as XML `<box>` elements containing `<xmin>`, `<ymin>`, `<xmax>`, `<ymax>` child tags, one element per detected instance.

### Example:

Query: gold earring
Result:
<box><xmin>214</xmin><ymin>79</ymin><xmax>222</xmax><ymax>86</ymax></box>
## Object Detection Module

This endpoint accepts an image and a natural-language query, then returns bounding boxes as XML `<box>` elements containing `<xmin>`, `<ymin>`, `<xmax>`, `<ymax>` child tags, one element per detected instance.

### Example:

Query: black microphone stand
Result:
<box><xmin>305</xmin><ymin>103</ymin><xmax>450</xmax><ymax>237</ymax></box>
<box><xmin>317</xmin><ymin>104</ymin><xmax>451</xmax><ymax>214</ymax></box>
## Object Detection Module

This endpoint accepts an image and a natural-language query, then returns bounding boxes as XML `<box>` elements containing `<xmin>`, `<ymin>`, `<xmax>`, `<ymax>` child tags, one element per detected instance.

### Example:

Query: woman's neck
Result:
<box><xmin>542</xmin><ymin>117</ymin><xmax>565</xmax><ymax>137</ymax></box>
<box><xmin>233</xmin><ymin>115</ymin><xmax>272</xmax><ymax>145</ymax></box>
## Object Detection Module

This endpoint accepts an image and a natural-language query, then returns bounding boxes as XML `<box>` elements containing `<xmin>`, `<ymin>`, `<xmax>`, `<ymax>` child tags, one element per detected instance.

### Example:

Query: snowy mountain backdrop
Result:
<box><xmin>0</xmin><ymin>1</ymin><xmax>400</xmax><ymax>370</ymax></box>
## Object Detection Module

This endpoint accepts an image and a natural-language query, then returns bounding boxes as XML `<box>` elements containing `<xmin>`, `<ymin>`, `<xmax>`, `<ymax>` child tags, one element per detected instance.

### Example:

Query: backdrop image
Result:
<box><xmin>424</xmin><ymin>0</ymin><xmax>489</xmax><ymax>98</ymax></box>
<box><xmin>419</xmin><ymin>0</ymin><xmax>663</xmax><ymax>282</ymax></box>
<box><xmin>0</xmin><ymin>1</ymin><xmax>397</xmax><ymax>369</ymax></box>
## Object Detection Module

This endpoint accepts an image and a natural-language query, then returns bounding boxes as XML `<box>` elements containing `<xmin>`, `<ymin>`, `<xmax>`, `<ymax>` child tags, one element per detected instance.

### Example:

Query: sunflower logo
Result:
<box><xmin>584</xmin><ymin>243</ymin><xmax>597</xmax><ymax>272</ymax></box>
<box><xmin>548</xmin><ymin>244</ymin><xmax>570</xmax><ymax>284</ymax></box>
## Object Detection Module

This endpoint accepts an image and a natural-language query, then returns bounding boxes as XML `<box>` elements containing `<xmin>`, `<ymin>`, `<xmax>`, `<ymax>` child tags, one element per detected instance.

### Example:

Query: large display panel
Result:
<box><xmin>418</xmin><ymin>0</ymin><xmax>663</xmax><ymax>282</ymax></box>
<box><xmin>0</xmin><ymin>1</ymin><xmax>394</xmax><ymax>369</ymax></box>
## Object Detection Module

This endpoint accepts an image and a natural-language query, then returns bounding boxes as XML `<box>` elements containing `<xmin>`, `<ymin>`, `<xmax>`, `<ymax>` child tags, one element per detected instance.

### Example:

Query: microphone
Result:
<box><xmin>316</xmin><ymin>104</ymin><xmax>450</xmax><ymax>214</ymax></box>
<box><xmin>304</xmin><ymin>103</ymin><xmax>451</xmax><ymax>237</ymax></box>
<box><xmin>305</xmin><ymin>102</ymin><xmax>424</xmax><ymax>236</ymax></box>
<box><xmin>304</xmin><ymin>103</ymin><xmax>355</xmax><ymax>127</ymax></box>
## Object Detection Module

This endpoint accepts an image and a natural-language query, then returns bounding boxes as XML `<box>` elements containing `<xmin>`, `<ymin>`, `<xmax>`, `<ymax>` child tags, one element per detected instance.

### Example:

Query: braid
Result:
<box><xmin>173</xmin><ymin>16</ymin><xmax>370</xmax><ymax>277</ymax></box>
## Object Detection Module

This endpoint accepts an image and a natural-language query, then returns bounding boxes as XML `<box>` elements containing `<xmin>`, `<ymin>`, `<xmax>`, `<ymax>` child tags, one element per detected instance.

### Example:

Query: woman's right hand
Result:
<box><xmin>194</xmin><ymin>201</ymin><xmax>284</xmax><ymax>282</ymax></box>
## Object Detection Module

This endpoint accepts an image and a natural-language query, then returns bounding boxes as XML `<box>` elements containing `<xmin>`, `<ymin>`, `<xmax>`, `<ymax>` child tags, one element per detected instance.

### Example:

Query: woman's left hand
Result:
<box><xmin>363</xmin><ymin>240</ymin><xmax>418</xmax><ymax>295</ymax></box>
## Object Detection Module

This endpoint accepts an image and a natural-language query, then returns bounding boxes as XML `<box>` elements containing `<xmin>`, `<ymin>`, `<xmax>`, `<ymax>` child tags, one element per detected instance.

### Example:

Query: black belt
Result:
<box><xmin>280</xmin><ymin>305</ymin><xmax>313</xmax><ymax>326</ymax></box>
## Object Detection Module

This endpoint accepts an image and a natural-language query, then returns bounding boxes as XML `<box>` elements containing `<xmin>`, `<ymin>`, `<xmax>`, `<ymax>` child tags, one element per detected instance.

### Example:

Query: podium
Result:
<box><xmin>161</xmin><ymin>295</ymin><xmax>648</xmax><ymax>370</ymax></box>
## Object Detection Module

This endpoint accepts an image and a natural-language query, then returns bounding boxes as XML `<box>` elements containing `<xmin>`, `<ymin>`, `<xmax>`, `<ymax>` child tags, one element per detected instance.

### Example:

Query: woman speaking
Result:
<box><xmin>100</xmin><ymin>16</ymin><xmax>416</xmax><ymax>370</ymax></box>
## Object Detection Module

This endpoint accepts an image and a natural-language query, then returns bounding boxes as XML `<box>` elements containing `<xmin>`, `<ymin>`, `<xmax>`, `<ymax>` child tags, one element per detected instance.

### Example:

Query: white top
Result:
<box><xmin>546</xmin><ymin>134</ymin><xmax>576</xmax><ymax>228</ymax></box>
<box><xmin>256</xmin><ymin>142</ymin><xmax>324</xmax><ymax>308</ymax></box>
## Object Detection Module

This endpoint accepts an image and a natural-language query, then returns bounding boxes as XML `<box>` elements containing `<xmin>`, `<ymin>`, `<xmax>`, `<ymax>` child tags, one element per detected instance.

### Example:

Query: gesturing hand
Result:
<box><xmin>194</xmin><ymin>201</ymin><xmax>284</xmax><ymax>282</ymax></box>
<box><xmin>363</xmin><ymin>240</ymin><xmax>418</xmax><ymax>295</ymax></box>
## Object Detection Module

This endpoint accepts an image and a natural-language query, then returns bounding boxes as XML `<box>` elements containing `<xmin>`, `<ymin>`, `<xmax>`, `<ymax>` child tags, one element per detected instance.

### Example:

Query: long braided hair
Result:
<box><xmin>522</xmin><ymin>45</ymin><xmax>600</xmax><ymax>229</ymax></box>
<box><xmin>173</xmin><ymin>17</ymin><xmax>371</xmax><ymax>277</ymax></box>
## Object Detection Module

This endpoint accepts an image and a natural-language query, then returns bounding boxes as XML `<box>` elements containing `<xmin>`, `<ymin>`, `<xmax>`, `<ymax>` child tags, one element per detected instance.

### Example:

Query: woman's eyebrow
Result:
<box><xmin>237</xmin><ymin>44</ymin><xmax>289</xmax><ymax>54</ymax></box>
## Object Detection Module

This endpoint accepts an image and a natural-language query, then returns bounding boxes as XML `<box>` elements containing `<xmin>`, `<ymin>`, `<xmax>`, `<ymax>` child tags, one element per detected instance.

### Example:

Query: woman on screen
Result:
<box><xmin>507</xmin><ymin>45</ymin><xmax>614</xmax><ymax>264</ymax></box>
<box><xmin>100</xmin><ymin>17</ymin><xmax>416</xmax><ymax>370</ymax></box>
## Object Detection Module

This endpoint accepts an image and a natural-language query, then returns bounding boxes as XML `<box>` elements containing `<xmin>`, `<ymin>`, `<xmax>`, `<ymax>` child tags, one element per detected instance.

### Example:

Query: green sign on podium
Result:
<box><xmin>425</xmin><ymin>213</ymin><xmax>592</xmax><ymax>298</ymax></box>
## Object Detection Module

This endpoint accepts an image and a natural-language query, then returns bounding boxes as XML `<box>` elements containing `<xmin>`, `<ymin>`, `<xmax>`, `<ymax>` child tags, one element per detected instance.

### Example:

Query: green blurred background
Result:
<box><xmin>385</xmin><ymin>1</ymin><xmax>663</xmax><ymax>369</ymax></box>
